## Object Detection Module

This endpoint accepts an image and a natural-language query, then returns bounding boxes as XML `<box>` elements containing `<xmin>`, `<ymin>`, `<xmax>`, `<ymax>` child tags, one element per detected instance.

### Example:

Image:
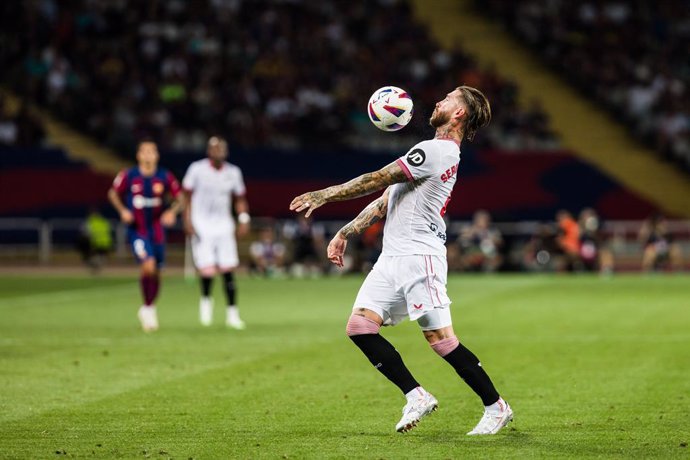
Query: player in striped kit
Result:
<box><xmin>108</xmin><ymin>140</ymin><xmax>182</xmax><ymax>332</ymax></box>
<box><xmin>290</xmin><ymin>86</ymin><xmax>512</xmax><ymax>435</ymax></box>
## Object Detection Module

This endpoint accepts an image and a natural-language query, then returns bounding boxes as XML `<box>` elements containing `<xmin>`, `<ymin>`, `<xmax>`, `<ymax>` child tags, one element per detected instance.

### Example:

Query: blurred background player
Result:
<box><xmin>638</xmin><ymin>213</ymin><xmax>683</xmax><ymax>272</ymax></box>
<box><xmin>108</xmin><ymin>141</ymin><xmax>182</xmax><ymax>332</ymax></box>
<box><xmin>457</xmin><ymin>210</ymin><xmax>503</xmax><ymax>272</ymax></box>
<box><xmin>249</xmin><ymin>226</ymin><xmax>286</xmax><ymax>277</ymax></box>
<box><xmin>182</xmin><ymin>136</ymin><xmax>250</xmax><ymax>329</ymax></box>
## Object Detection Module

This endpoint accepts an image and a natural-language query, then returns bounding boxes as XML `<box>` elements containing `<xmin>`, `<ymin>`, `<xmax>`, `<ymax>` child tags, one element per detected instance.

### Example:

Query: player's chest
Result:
<box><xmin>198</xmin><ymin>171</ymin><xmax>235</xmax><ymax>194</ymax></box>
<box><xmin>130</xmin><ymin>177</ymin><xmax>166</xmax><ymax>196</ymax></box>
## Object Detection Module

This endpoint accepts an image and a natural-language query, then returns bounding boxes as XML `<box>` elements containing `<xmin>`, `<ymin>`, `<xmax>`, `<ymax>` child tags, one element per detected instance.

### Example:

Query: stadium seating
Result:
<box><xmin>476</xmin><ymin>0</ymin><xmax>690</xmax><ymax>173</ymax></box>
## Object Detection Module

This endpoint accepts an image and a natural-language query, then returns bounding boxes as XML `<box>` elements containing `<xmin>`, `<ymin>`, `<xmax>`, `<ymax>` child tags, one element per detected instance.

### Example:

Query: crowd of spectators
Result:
<box><xmin>0</xmin><ymin>96</ymin><xmax>46</xmax><ymax>147</ymax></box>
<box><xmin>477</xmin><ymin>0</ymin><xmax>690</xmax><ymax>172</ymax></box>
<box><xmin>4</xmin><ymin>0</ymin><xmax>558</xmax><ymax>154</ymax></box>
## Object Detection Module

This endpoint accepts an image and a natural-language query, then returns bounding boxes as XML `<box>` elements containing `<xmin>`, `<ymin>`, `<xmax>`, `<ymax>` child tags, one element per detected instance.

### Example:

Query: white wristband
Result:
<box><xmin>238</xmin><ymin>212</ymin><xmax>251</xmax><ymax>224</ymax></box>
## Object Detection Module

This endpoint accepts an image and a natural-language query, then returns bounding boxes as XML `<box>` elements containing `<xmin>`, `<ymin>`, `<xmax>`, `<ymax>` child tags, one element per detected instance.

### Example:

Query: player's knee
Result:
<box><xmin>429</xmin><ymin>335</ymin><xmax>459</xmax><ymax>357</ymax></box>
<box><xmin>346</xmin><ymin>314</ymin><xmax>381</xmax><ymax>336</ymax></box>
<box><xmin>141</xmin><ymin>259</ymin><xmax>157</xmax><ymax>276</ymax></box>
<box><xmin>199</xmin><ymin>266</ymin><xmax>216</xmax><ymax>277</ymax></box>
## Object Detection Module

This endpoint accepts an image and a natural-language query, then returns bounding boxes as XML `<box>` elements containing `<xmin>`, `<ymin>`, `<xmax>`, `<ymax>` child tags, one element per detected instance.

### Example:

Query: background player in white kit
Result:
<box><xmin>290</xmin><ymin>86</ymin><xmax>513</xmax><ymax>435</ymax></box>
<box><xmin>183</xmin><ymin>136</ymin><xmax>250</xmax><ymax>329</ymax></box>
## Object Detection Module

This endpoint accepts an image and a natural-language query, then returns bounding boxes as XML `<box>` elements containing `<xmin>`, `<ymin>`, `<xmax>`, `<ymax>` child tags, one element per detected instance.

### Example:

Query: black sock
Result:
<box><xmin>442</xmin><ymin>342</ymin><xmax>500</xmax><ymax>406</ymax></box>
<box><xmin>349</xmin><ymin>333</ymin><xmax>419</xmax><ymax>395</ymax></box>
<box><xmin>200</xmin><ymin>277</ymin><xmax>213</xmax><ymax>298</ymax></box>
<box><xmin>223</xmin><ymin>271</ymin><xmax>236</xmax><ymax>305</ymax></box>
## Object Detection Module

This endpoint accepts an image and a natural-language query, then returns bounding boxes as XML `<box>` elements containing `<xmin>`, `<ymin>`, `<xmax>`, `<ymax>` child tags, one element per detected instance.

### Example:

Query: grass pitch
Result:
<box><xmin>1</xmin><ymin>273</ymin><xmax>689</xmax><ymax>459</ymax></box>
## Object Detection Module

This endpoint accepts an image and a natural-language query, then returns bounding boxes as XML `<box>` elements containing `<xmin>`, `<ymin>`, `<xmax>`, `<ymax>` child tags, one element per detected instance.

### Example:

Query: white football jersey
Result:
<box><xmin>382</xmin><ymin>139</ymin><xmax>460</xmax><ymax>256</ymax></box>
<box><xmin>182</xmin><ymin>158</ymin><xmax>246</xmax><ymax>232</ymax></box>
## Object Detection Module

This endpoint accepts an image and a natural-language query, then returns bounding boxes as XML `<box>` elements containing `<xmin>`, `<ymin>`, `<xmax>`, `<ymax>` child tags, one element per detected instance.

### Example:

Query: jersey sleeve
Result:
<box><xmin>112</xmin><ymin>169</ymin><xmax>129</xmax><ymax>195</ymax></box>
<box><xmin>166</xmin><ymin>171</ymin><xmax>182</xmax><ymax>198</ymax></box>
<box><xmin>395</xmin><ymin>140</ymin><xmax>439</xmax><ymax>181</ymax></box>
<box><xmin>231</xmin><ymin>167</ymin><xmax>247</xmax><ymax>197</ymax></box>
<box><xmin>181</xmin><ymin>163</ymin><xmax>197</xmax><ymax>192</ymax></box>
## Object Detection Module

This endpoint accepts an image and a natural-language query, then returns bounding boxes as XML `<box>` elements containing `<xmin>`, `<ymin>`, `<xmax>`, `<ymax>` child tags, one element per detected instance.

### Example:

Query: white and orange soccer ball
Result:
<box><xmin>367</xmin><ymin>86</ymin><xmax>414</xmax><ymax>132</ymax></box>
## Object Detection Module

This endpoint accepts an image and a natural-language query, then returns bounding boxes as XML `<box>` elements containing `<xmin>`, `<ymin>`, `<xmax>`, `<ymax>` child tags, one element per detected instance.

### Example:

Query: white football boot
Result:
<box><xmin>199</xmin><ymin>297</ymin><xmax>213</xmax><ymax>326</ymax></box>
<box><xmin>137</xmin><ymin>306</ymin><xmax>159</xmax><ymax>332</ymax></box>
<box><xmin>467</xmin><ymin>399</ymin><xmax>513</xmax><ymax>435</ymax></box>
<box><xmin>226</xmin><ymin>306</ymin><xmax>246</xmax><ymax>330</ymax></box>
<box><xmin>395</xmin><ymin>389</ymin><xmax>438</xmax><ymax>433</ymax></box>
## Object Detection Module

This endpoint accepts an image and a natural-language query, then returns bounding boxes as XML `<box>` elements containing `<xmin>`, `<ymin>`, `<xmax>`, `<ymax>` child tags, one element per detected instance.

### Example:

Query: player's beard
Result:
<box><xmin>429</xmin><ymin>108</ymin><xmax>450</xmax><ymax>128</ymax></box>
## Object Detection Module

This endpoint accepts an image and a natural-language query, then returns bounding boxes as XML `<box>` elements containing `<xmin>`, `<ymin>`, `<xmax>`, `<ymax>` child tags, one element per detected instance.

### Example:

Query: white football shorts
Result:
<box><xmin>353</xmin><ymin>255</ymin><xmax>452</xmax><ymax>331</ymax></box>
<box><xmin>191</xmin><ymin>231</ymin><xmax>239</xmax><ymax>270</ymax></box>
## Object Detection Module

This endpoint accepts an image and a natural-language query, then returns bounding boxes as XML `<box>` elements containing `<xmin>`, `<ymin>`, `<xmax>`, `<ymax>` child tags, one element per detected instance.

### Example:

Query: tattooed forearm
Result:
<box><xmin>322</xmin><ymin>161</ymin><xmax>407</xmax><ymax>203</ymax></box>
<box><xmin>339</xmin><ymin>190</ymin><xmax>389</xmax><ymax>238</ymax></box>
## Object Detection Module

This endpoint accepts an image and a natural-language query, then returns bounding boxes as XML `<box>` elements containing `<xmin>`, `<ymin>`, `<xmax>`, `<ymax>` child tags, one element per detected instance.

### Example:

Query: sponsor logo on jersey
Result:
<box><xmin>133</xmin><ymin>239</ymin><xmax>148</xmax><ymax>258</ymax></box>
<box><xmin>132</xmin><ymin>195</ymin><xmax>162</xmax><ymax>209</ymax></box>
<box><xmin>406</xmin><ymin>149</ymin><xmax>426</xmax><ymax>166</ymax></box>
<box><xmin>131</xmin><ymin>184</ymin><xmax>142</xmax><ymax>193</ymax></box>
<box><xmin>413</xmin><ymin>303</ymin><xmax>424</xmax><ymax>310</ymax></box>
<box><xmin>428</xmin><ymin>222</ymin><xmax>446</xmax><ymax>241</ymax></box>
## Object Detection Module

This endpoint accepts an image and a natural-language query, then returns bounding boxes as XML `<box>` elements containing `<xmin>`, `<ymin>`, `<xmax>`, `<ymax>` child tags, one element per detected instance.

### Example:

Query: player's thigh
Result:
<box><xmin>129</xmin><ymin>235</ymin><xmax>154</xmax><ymax>264</ymax></box>
<box><xmin>353</xmin><ymin>258</ymin><xmax>406</xmax><ymax>325</ymax></box>
<box><xmin>416</xmin><ymin>307</ymin><xmax>453</xmax><ymax>332</ymax></box>
<box><xmin>216</xmin><ymin>234</ymin><xmax>239</xmax><ymax>270</ymax></box>
<box><xmin>191</xmin><ymin>234</ymin><xmax>216</xmax><ymax>269</ymax></box>
<box><xmin>402</xmin><ymin>255</ymin><xmax>451</xmax><ymax>310</ymax></box>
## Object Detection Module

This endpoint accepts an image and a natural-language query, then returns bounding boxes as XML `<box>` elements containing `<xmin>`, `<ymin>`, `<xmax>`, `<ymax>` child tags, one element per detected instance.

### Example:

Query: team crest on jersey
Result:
<box><xmin>406</xmin><ymin>149</ymin><xmax>426</xmax><ymax>166</ymax></box>
<box><xmin>153</xmin><ymin>182</ymin><xmax>164</xmax><ymax>195</ymax></box>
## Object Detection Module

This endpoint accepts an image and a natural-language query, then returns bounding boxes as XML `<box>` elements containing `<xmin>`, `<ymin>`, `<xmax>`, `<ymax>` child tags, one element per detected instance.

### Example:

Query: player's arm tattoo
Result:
<box><xmin>338</xmin><ymin>188</ymin><xmax>390</xmax><ymax>238</ymax></box>
<box><xmin>321</xmin><ymin>161</ymin><xmax>407</xmax><ymax>203</ymax></box>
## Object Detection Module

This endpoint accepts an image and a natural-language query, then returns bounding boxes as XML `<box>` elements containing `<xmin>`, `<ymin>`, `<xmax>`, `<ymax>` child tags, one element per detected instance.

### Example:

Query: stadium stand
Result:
<box><xmin>3</xmin><ymin>0</ymin><xmax>558</xmax><ymax>155</ymax></box>
<box><xmin>475</xmin><ymin>0</ymin><xmax>690</xmax><ymax>173</ymax></box>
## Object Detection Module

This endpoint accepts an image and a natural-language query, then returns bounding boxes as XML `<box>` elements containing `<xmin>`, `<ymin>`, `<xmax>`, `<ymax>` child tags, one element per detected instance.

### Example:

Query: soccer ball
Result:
<box><xmin>367</xmin><ymin>86</ymin><xmax>414</xmax><ymax>132</ymax></box>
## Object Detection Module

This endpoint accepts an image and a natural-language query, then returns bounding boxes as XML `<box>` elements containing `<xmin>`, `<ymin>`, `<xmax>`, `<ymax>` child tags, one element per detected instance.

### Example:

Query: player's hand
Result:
<box><xmin>183</xmin><ymin>218</ymin><xmax>196</xmax><ymax>237</ymax></box>
<box><xmin>327</xmin><ymin>232</ymin><xmax>348</xmax><ymax>268</ymax></box>
<box><xmin>289</xmin><ymin>191</ymin><xmax>326</xmax><ymax>218</ymax></box>
<box><xmin>161</xmin><ymin>210</ymin><xmax>176</xmax><ymax>227</ymax></box>
<box><xmin>119</xmin><ymin>209</ymin><xmax>134</xmax><ymax>224</ymax></box>
<box><xmin>237</xmin><ymin>222</ymin><xmax>250</xmax><ymax>238</ymax></box>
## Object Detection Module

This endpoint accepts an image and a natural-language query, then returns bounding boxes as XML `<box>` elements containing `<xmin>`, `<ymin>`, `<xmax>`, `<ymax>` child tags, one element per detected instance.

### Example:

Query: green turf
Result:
<box><xmin>1</xmin><ymin>273</ymin><xmax>689</xmax><ymax>459</ymax></box>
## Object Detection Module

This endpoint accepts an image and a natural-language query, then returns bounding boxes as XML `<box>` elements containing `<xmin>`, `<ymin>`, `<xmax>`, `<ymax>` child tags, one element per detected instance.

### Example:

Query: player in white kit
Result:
<box><xmin>182</xmin><ymin>137</ymin><xmax>250</xmax><ymax>329</ymax></box>
<box><xmin>290</xmin><ymin>86</ymin><xmax>512</xmax><ymax>435</ymax></box>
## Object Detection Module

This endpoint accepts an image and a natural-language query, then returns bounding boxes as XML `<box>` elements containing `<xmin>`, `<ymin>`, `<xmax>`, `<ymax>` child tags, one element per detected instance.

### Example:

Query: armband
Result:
<box><xmin>238</xmin><ymin>212</ymin><xmax>251</xmax><ymax>224</ymax></box>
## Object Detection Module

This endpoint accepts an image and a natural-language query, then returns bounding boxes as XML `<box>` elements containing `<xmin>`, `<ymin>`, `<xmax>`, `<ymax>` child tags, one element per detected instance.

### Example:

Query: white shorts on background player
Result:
<box><xmin>191</xmin><ymin>231</ymin><xmax>239</xmax><ymax>270</ymax></box>
<box><xmin>354</xmin><ymin>138</ymin><xmax>461</xmax><ymax>330</ymax></box>
<box><xmin>354</xmin><ymin>255</ymin><xmax>452</xmax><ymax>331</ymax></box>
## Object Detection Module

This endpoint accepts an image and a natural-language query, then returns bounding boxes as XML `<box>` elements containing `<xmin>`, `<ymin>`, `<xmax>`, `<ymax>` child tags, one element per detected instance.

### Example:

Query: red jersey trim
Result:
<box><xmin>395</xmin><ymin>158</ymin><xmax>414</xmax><ymax>182</ymax></box>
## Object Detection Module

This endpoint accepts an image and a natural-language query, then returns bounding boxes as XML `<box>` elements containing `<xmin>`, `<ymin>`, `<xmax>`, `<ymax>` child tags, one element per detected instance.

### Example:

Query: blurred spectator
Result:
<box><xmin>249</xmin><ymin>226</ymin><xmax>287</xmax><ymax>277</ymax></box>
<box><xmin>638</xmin><ymin>213</ymin><xmax>683</xmax><ymax>272</ymax></box>
<box><xmin>282</xmin><ymin>215</ymin><xmax>326</xmax><ymax>278</ymax></box>
<box><xmin>578</xmin><ymin>208</ymin><xmax>614</xmax><ymax>275</ymax></box>
<box><xmin>555</xmin><ymin>210</ymin><xmax>580</xmax><ymax>271</ymax></box>
<box><xmin>4</xmin><ymin>0</ymin><xmax>558</xmax><ymax>154</ymax></box>
<box><xmin>522</xmin><ymin>222</ymin><xmax>559</xmax><ymax>272</ymax></box>
<box><xmin>357</xmin><ymin>220</ymin><xmax>384</xmax><ymax>272</ymax></box>
<box><xmin>457</xmin><ymin>210</ymin><xmax>503</xmax><ymax>272</ymax></box>
<box><xmin>0</xmin><ymin>97</ymin><xmax>46</xmax><ymax>147</ymax></box>
<box><xmin>76</xmin><ymin>208</ymin><xmax>113</xmax><ymax>273</ymax></box>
